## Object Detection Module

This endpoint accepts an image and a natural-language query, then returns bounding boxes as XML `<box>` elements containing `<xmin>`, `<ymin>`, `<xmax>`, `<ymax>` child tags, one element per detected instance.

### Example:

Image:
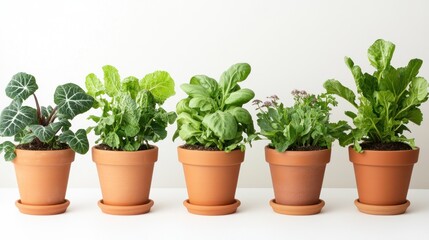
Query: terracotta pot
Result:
<box><xmin>13</xmin><ymin>148</ymin><xmax>74</xmax><ymax>215</ymax></box>
<box><xmin>178</xmin><ymin>146</ymin><xmax>244</xmax><ymax>215</ymax></box>
<box><xmin>349</xmin><ymin>147</ymin><xmax>419</xmax><ymax>214</ymax></box>
<box><xmin>92</xmin><ymin>146</ymin><xmax>158</xmax><ymax>215</ymax></box>
<box><xmin>265</xmin><ymin>146</ymin><xmax>330</xmax><ymax>215</ymax></box>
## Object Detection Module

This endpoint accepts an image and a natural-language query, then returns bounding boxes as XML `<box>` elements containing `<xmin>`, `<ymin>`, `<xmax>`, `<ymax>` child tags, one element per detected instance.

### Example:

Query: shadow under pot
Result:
<box><xmin>265</xmin><ymin>146</ymin><xmax>331</xmax><ymax>215</ymax></box>
<box><xmin>92</xmin><ymin>146</ymin><xmax>158</xmax><ymax>215</ymax></box>
<box><xmin>349</xmin><ymin>147</ymin><xmax>419</xmax><ymax>215</ymax></box>
<box><xmin>13</xmin><ymin>148</ymin><xmax>74</xmax><ymax>215</ymax></box>
<box><xmin>178</xmin><ymin>146</ymin><xmax>244</xmax><ymax>216</ymax></box>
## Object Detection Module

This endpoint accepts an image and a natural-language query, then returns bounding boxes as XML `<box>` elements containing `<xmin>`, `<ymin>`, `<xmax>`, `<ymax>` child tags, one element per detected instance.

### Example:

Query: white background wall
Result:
<box><xmin>0</xmin><ymin>0</ymin><xmax>428</xmax><ymax>188</ymax></box>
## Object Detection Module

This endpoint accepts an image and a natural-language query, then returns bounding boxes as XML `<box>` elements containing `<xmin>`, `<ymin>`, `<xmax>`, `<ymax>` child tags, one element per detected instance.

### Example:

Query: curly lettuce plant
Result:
<box><xmin>173</xmin><ymin>63</ymin><xmax>257</xmax><ymax>152</ymax></box>
<box><xmin>255</xmin><ymin>91</ymin><xmax>349</xmax><ymax>152</ymax></box>
<box><xmin>0</xmin><ymin>73</ymin><xmax>94</xmax><ymax>161</ymax></box>
<box><xmin>86</xmin><ymin>65</ymin><xmax>176</xmax><ymax>151</ymax></box>
<box><xmin>324</xmin><ymin>39</ymin><xmax>429</xmax><ymax>152</ymax></box>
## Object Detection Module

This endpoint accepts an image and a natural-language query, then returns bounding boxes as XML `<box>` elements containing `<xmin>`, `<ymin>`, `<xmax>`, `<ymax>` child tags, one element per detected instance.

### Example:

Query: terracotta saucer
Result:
<box><xmin>15</xmin><ymin>199</ymin><xmax>70</xmax><ymax>215</ymax></box>
<box><xmin>354</xmin><ymin>199</ymin><xmax>410</xmax><ymax>215</ymax></box>
<box><xmin>183</xmin><ymin>199</ymin><xmax>241</xmax><ymax>215</ymax></box>
<box><xmin>269</xmin><ymin>199</ymin><xmax>325</xmax><ymax>215</ymax></box>
<box><xmin>97</xmin><ymin>199</ymin><xmax>154</xmax><ymax>215</ymax></box>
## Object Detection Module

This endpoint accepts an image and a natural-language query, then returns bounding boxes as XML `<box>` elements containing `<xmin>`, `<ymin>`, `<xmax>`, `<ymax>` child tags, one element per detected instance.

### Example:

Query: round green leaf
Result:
<box><xmin>140</xmin><ymin>71</ymin><xmax>175</xmax><ymax>103</ymax></box>
<box><xmin>0</xmin><ymin>101</ymin><xmax>37</xmax><ymax>137</ymax></box>
<box><xmin>6</xmin><ymin>72</ymin><xmax>38</xmax><ymax>101</ymax></box>
<box><xmin>54</xmin><ymin>83</ymin><xmax>94</xmax><ymax>119</ymax></box>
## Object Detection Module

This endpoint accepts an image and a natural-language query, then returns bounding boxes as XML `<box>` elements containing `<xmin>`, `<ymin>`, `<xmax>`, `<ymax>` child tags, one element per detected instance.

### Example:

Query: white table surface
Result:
<box><xmin>0</xmin><ymin>188</ymin><xmax>428</xmax><ymax>240</ymax></box>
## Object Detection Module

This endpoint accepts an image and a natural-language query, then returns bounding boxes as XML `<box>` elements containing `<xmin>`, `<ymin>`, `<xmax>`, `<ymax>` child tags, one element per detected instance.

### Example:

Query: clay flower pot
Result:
<box><xmin>349</xmin><ymin>147</ymin><xmax>419</xmax><ymax>215</ymax></box>
<box><xmin>265</xmin><ymin>146</ymin><xmax>330</xmax><ymax>215</ymax></box>
<box><xmin>13</xmin><ymin>148</ymin><xmax>74</xmax><ymax>215</ymax></box>
<box><xmin>92</xmin><ymin>146</ymin><xmax>158</xmax><ymax>215</ymax></box>
<box><xmin>178</xmin><ymin>146</ymin><xmax>244</xmax><ymax>215</ymax></box>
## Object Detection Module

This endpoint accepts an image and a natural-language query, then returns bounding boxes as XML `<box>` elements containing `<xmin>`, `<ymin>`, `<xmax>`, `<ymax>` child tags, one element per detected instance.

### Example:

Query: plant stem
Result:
<box><xmin>47</xmin><ymin>106</ymin><xmax>58</xmax><ymax>124</ymax></box>
<box><xmin>33</xmin><ymin>94</ymin><xmax>43</xmax><ymax>125</ymax></box>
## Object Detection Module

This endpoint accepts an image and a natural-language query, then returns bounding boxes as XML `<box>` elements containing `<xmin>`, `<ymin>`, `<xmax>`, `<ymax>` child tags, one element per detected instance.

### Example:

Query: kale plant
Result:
<box><xmin>86</xmin><ymin>65</ymin><xmax>176</xmax><ymax>151</ymax></box>
<box><xmin>0</xmin><ymin>73</ymin><xmax>94</xmax><ymax>161</ymax></box>
<box><xmin>173</xmin><ymin>63</ymin><xmax>257</xmax><ymax>152</ymax></box>
<box><xmin>255</xmin><ymin>91</ymin><xmax>349</xmax><ymax>152</ymax></box>
<box><xmin>324</xmin><ymin>39</ymin><xmax>429</xmax><ymax>152</ymax></box>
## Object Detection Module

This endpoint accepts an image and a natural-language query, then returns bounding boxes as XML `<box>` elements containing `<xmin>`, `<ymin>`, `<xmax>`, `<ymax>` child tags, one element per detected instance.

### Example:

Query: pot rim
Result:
<box><xmin>92</xmin><ymin>146</ymin><xmax>158</xmax><ymax>165</ymax></box>
<box><xmin>177</xmin><ymin>146</ymin><xmax>244</xmax><ymax>166</ymax></box>
<box><xmin>348</xmin><ymin>146</ymin><xmax>419</xmax><ymax>166</ymax></box>
<box><xmin>264</xmin><ymin>146</ymin><xmax>331</xmax><ymax>166</ymax></box>
<box><xmin>13</xmin><ymin>148</ymin><xmax>75</xmax><ymax>166</ymax></box>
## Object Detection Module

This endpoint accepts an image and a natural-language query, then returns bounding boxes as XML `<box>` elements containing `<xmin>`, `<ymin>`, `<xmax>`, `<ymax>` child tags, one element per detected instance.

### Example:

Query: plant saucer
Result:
<box><xmin>354</xmin><ymin>199</ymin><xmax>410</xmax><ymax>215</ymax></box>
<box><xmin>183</xmin><ymin>199</ymin><xmax>241</xmax><ymax>215</ymax></box>
<box><xmin>97</xmin><ymin>199</ymin><xmax>154</xmax><ymax>215</ymax></box>
<box><xmin>15</xmin><ymin>199</ymin><xmax>70</xmax><ymax>215</ymax></box>
<box><xmin>269</xmin><ymin>199</ymin><xmax>325</xmax><ymax>215</ymax></box>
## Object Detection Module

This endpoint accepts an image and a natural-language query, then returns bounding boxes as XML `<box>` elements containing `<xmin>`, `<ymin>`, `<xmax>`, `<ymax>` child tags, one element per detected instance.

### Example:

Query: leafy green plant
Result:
<box><xmin>0</xmin><ymin>73</ymin><xmax>94</xmax><ymax>161</ymax></box>
<box><xmin>255</xmin><ymin>91</ymin><xmax>349</xmax><ymax>152</ymax></box>
<box><xmin>173</xmin><ymin>63</ymin><xmax>257</xmax><ymax>152</ymax></box>
<box><xmin>324</xmin><ymin>39</ymin><xmax>429</xmax><ymax>152</ymax></box>
<box><xmin>86</xmin><ymin>65</ymin><xmax>177</xmax><ymax>151</ymax></box>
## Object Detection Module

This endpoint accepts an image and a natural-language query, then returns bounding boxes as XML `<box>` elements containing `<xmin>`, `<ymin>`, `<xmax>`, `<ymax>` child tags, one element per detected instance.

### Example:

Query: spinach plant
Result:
<box><xmin>86</xmin><ymin>65</ymin><xmax>176</xmax><ymax>151</ymax></box>
<box><xmin>0</xmin><ymin>73</ymin><xmax>94</xmax><ymax>161</ymax></box>
<box><xmin>324</xmin><ymin>39</ymin><xmax>429</xmax><ymax>152</ymax></box>
<box><xmin>255</xmin><ymin>91</ymin><xmax>349</xmax><ymax>152</ymax></box>
<box><xmin>173</xmin><ymin>63</ymin><xmax>257</xmax><ymax>152</ymax></box>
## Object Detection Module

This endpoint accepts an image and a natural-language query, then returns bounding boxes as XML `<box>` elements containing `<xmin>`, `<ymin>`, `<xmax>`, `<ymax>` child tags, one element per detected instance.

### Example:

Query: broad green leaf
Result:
<box><xmin>177</xmin><ymin>112</ymin><xmax>201</xmax><ymax>128</ymax></box>
<box><xmin>227</xmin><ymin>107</ymin><xmax>255</xmax><ymax>133</ymax></box>
<box><xmin>0</xmin><ymin>141</ymin><xmax>16</xmax><ymax>161</ymax></box>
<box><xmin>410</xmin><ymin>77</ymin><xmax>428</xmax><ymax>101</ymax></box>
<box><xmin>406</xmin><ymin>108</ymin><xmax>423</xmax><ymax>125</ymax></box>
<box><xmin>398</xmin><ymin>59</ymin><xmax>423</xmax><ymax>85</ymax></box>
<box><xmin>20</xmin><ymin>133</ymin><xmax>36</xmax><ymax>144</ymax></box>
<box><xmin>104</xmin><ymin>132</ymin><xmax>120</xmax><ymax>149</ymax></box>
<box><xmin>136</xmin><ymin>90</ymin><xmax>155</xmax><ymax>109</ymax></box>
<box><xmin>54</xmin><ymin>83</ymin><xmax>94</xmax><ymax>119</ymax></box>
<box><xmin>41</xmin><ymin>105</ymin><xmax>54</xmax><ymax>119</ymax></box>
<box><xmin>48</xmin><ymin>120</ymin><xmax>71</xmax><ymax>132</ymax></box>
<box><xmin>140</xmin><ymin>71</ymin><xmax>175</xmax><ymax>103</ymax></box>
<box><xmin>379</xmin><ymin>66</ymin><xmax>401</xmax><ymax>94</ymax></box>
<box><xmin>59</xmin><ymin>129</ymin><xmax>89</xmax><ymax>154</ymax></box>
<box><xmin>28</xmin><ymin>125</ymin><xmax>55</xmax><ymax>142</ymax></box>
<box><xmin>219</xmin><ymin>63</ymin><xmax>251</xmax><ymax>95</ymax></box>
<box><xmin>323</xmin><ymin>79</ymin><xmax>357</xmax><ymax>107</ymax></box>
<box><xmin>180</xmin><ymin>84</ymin><xmax>210</xmax><ymax>98</ymax></box>
<box><xmin>103</xmin><ymin>65</ymin><xmax>121</xmax><ymax>97</ymax></box>
<box><xmin>85</xmin><ymin>73</ymin><xmax>104</xmax><ymax>97</ymax></box>
<box><xmin>176</xmin><ymin>98</ymin><xmax>193</xmax><ymax>114</ymax></box>
<box><xmin>0</xmin><ymin>101</ymin><xmax>37</xmax><ymax>137</ymax></box>
<box><xmin>121</xmin><ymin>76</ymin><xmax>140</xmax><ymax>99</ymax></box>
<box><xmin>367</xmin><ymin>39</ymin><xmax>395</xmax><ymax>71</ymax></box>
<box><xmin>6</xmin><ymin>72</ymin><xmax>38</xmax><ymax>101</ymax></box>
<box><xmin>179</xmin><ymin>124</ymin><xmax>201</xmax><ymax>140</ymax></box>
<box><xmin>345</xmin><ymin>57</ymin><xmax>377</xmax><ymax>99</ymax></box>
<box><xmin>190</xmin><ymin>75</ymin><xmax>218</xmax><ymax>95</ymax></box>
<box><xmin>189</xmin><ymin>97</ymin><xmax>214</xmax><ymax>111</ymax></box>
<box><xmin>202</xmin><ymin>111</ymin><xmax>237</xmax><ymax>140</ymax></box>
<box><xmin>224</xmin><ymin>88</ymin><xmax>255</xmax><ymax>105</ymax></box>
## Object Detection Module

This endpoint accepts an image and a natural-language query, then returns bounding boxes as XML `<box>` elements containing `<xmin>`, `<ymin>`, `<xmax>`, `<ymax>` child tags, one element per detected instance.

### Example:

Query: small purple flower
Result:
<box><xmin>263</xmin><ymin>101</ymin><xmax>272</xmax><ymax>107</ymax></box>
<box><xmin>252</xmin><ymin>99</ymin><xmax>262</xmax><ymax>105</ymax></box>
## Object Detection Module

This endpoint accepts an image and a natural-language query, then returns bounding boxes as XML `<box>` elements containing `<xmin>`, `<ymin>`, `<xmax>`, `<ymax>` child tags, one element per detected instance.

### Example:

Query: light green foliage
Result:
<box><xmin>324</xmin><ymin>39</ymin><xmax>429</xmax><ymax>152</ymax></box>
<box><xmin>174</xmin><ymin>63</ymin><xmax>257</xmax><ymax>152</ymax></box>
<box><xmin>86</xmin><ymin>65</ymin><xmax>176</xmax><ymax>151</ymax></box>
<box><xmin>0</xmin><ymin>73</ymin><xmax>94</xmax><ymax>161</ymax></box>
<box><xmin>255</xmin><ymin>92</ymin><xmax>349</xmax><ymax>152</ymax></box>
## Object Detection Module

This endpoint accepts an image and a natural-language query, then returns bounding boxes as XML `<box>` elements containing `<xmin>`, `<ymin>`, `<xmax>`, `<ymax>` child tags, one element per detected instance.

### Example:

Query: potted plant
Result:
<box><xmin>324</xmin><ymin>39</ymin><xmax>429</xmax><ymax>215</ymax></box>
<box><xmin>86</xmin><ymin>65</ymin><xmax>176</xmax><ymax>215</ymax></box>
<box><xmin>174</xmin><ymin>63</ymin><xmax>257</xmax><ymax>215</ymax></box>
<box><xmin>254</xmin><ymin>91</ymin><xmax>349</xmax><ymax>215</ymax></box>
<box><xmin>0</xmin><ymin>72</ymin><xmax>93</xmax><ymax>215</ymax></box>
